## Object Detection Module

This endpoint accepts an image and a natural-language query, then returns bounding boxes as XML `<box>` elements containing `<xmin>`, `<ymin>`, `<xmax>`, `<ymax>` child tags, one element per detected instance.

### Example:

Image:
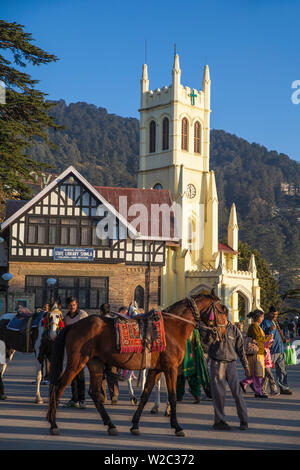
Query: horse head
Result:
<box><xmin>192</xmin><ymin>289</ymin><xmax>228</xmax><ymax>340</ymax></box>
<box><xmin>47</xmin><ymin>302</ymin><xmax>64</xmax><ymax>341</ymax></box>
<box><xmin>127</xmin><ymin>301</ymin><xmax>139</xmax><ymax>318</ymax></box>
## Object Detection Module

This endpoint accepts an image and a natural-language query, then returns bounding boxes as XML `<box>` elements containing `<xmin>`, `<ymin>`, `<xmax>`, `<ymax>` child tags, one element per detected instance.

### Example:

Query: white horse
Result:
<box><xmin>0</xmin><ymin>303</ymin><xmax>64</xmax><ymax>404</ymax></box>
<box><xmin>126</xmin><ymin>369</ymin><xmax>170</xmax><ymax>415</ymax></box>
<box><xmin>123</xmin><ymin>302</ymin><xmax>169</xmax><ymax>414</ymax></box>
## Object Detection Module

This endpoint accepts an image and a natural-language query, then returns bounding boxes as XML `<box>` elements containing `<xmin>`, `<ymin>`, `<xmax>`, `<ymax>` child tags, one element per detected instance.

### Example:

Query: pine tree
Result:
<box><xmin>0</xmin><ymin>20</ymin><xmax>61</xmax><ymax>204</ymax></box>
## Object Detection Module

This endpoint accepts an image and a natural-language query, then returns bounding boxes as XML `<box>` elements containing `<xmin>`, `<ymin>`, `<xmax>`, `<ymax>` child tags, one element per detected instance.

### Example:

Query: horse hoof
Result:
<box><xmin>108</xmin><ymin>427</ymin><xmax>119</xmax><ymax>436</ymax></box>
<box><xmin>130</xmin><ymin>427</ymin><xmax>140</xmax><ymax>436</ymax></box>
<box><xmin>175</xmin><ymin>429</ymin><xmax>185</xmax><ymax>437</ymax></box>
<box><xmin>130</xmin><ymin>396</ymin><xmax>138</xmax><ymax>405</ymax></box>
<box><xmin>35</xmin><ymin>398</ymin><xmax>44</xmax><ymax>404</ymax></box>
<box><xmin>50</xmin><ymin>427</ymin><xmax>60</xmax><ymax>436</ymax></box>
<box><xmin>151</xmin><ymin>406</ymin><xmax>159</xmax><ymax>414</ymax></box>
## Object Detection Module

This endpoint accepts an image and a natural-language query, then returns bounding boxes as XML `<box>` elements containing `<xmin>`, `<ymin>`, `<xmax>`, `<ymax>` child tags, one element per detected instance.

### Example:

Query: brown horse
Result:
<box><xmin>47</xmin><ymin>291</ymin><xmax>227</xmax><ymax>437</ymax></box>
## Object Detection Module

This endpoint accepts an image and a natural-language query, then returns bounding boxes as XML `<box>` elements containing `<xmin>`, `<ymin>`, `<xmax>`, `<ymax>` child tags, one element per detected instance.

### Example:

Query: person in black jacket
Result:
<box><xmin>202</xmin><ymin>310</ymin><xmax>250</xmax><ymax>431</ymax></box>
<box><xmin>99</xmin><ymin>303</ymin><xmax>119</xmax><ymax>405</ymax></box>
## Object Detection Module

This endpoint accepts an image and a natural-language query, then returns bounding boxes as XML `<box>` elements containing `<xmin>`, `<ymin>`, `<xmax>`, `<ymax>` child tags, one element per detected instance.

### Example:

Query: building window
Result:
<box><xmin>26</xmin><ymin>216</ymin><xmax>109</xmax><ymax>247</ymax></box>
<box><xmin>26</xmin><ymin>275</ymin><xmax>109</xmax><ymax>309</ymax></box>
<box><xmin>149</xmin><ymin>120</ymin><xmax>156</xmax><ymax>153</ymax></box>
<box><xmin>134</xmin><ymin>285</ymin><xmax>144</xmax><ymax>309</ymax></box>
<box><xmin>153</xmin><ymin>183</ymin><xmax>163</xmax><ymax>190</ymax></box>
<box><xmin>194</xmin><ymin>121</ymin><xmax>201</xmax><ymax>154</ymax></box>
<box><xmin>162</xmin><ymin>117</ymin><xmax>169</xmax><ymax>150</ymax></box>
<box><xmin>27</xmin><ymin>218</ymin><xmax>46</xmax><ymax>245</ymax></box>
<box><xmin>181</xmin><ymin>118</ymin><xmax>188</xmax><ymax>151</ymax></box>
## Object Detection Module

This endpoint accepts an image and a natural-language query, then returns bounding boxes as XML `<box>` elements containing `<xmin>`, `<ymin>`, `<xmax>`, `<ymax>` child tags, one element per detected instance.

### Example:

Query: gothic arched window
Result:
<box><xmin>194</xmin><ymin>121</ymin><xmax>201</xmax><ymax>154</ymax></box>
<box><xmin>149</xmin><ymin>120</ymin><xmax>156</xmax><ymax>153</ymax></box>
<box><xmin>134</xmin><ymin>285</ymin><xmax>144</xmax><ymax>309</ymax></box>
<box><xmin>162</xmin><ymin>117</ymin><xmax>169</xmax><ymax>150</ymax></box>
<box><xmin>181</xmin><ymin>118</ymin><xmax>188</xmax><ymax>151</ymax></box>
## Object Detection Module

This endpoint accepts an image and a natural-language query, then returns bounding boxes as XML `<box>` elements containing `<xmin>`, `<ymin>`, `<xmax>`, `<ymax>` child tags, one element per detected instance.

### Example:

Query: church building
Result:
<box><xmin>0</xmin><ymin>53</ymin><xmax>260</xmax><ymax>322</ymax></box>
<box><xmin>137</xmin><ymin>53</ymin><xmax>261</xmax><ymax>322</ymax></box>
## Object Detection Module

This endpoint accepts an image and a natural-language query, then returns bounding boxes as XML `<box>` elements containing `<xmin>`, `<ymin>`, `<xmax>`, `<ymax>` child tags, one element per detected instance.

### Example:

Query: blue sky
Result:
<box><xmin>2</xmin><ymin>0</ymin><xmax>300</xmax><ymax>161</ymax></box>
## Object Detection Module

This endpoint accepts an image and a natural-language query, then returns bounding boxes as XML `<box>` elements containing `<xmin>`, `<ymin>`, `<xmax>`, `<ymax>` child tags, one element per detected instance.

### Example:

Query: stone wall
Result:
<box><xmin>7</xmin><ymin>261</ymin><xmax>161</xmax><ymax>313</ymax></box>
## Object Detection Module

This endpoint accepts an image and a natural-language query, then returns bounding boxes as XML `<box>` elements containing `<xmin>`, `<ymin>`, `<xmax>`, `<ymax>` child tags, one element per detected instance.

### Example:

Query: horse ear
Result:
<box><xmin>210</xmin><ymin>289</ymin><xmax>219</xmax><ymax>301</ymax></box>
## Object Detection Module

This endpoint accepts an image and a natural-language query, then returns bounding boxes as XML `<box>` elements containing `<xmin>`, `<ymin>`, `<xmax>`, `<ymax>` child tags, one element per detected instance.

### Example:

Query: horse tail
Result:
<box><xmin>47</xmin><ymin>325</ymin><xmax>71</xmax><ymax>424</ymax></box>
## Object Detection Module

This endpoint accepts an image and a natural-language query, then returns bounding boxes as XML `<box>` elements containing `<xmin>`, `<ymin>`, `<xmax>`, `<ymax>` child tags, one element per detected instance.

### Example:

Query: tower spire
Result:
<box><xmin>202</xmin><ymin>64</ymin><xmax>211</xmax><ymax>110</ymax></box>
<box><xmin>202</xmin><ymin>64</ymin><xmax>210</xmax><ymax>86</ymax></box>
<box><xmin>227</xmin><ymin>203</ymin><xmax>239</xmax><ymax>251</ymax></box>
<box><xmin>140</xmin><ymin>63</ymin><xmax>149</xmax><ymax>105</ymax></box>
<box><xmin>172</xmin><ymin>51</ymin><xmax>181</xmax><ymax>100</ymax></box>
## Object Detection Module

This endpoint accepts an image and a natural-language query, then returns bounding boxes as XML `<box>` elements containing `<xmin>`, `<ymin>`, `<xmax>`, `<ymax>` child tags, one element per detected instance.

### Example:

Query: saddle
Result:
<box><xmin>6</xmin><ymin>310</ymin><xmax>44</xmax><ymax>353</ymax></box>
<box><xmin>114</xmin><ymin>309</ymin><xmax>166</xmax><ymax>355</ymax></box>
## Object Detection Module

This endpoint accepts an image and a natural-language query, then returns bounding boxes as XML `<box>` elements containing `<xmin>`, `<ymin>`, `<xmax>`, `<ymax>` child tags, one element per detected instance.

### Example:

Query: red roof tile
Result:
<box><xmin>218</xmin><ymin>242</ymin><xmax>239</xmax><ymax>254</ymax></box>
<box><xmin>94</xmin><ymin>186</ymin><xmax>176</xmax><ymax>239</ymax></box>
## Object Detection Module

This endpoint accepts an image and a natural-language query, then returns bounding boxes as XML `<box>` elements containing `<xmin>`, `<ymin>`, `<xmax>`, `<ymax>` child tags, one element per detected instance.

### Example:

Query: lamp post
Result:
<box><xmin>46</xmin><ymin>278</ymin><xmax>57</xmax><ymax>305</ymax></box>
<box><xmin>1</xmin><ymin>273</ymin><xmax>13</xmax><ymax>314</ymax></box>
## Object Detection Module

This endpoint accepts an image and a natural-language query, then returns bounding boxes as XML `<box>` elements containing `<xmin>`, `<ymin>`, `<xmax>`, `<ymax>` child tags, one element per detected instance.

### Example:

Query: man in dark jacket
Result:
<box><xmin>99</xmin><ymin>303</ymin><xmax>119</xmax><ymax>404</ymax></box>
<box><xmin>202</xmin><ymin>314</ymin><xmax>250</xmax><ymax>431</ymax></box>
<box><xmin>261</xmin><ymin>306</ymin><xmax>292</xmax><ymax>395</ymax></box>
<box><xmin>63</xmin><ymin>296</ymin><xmax>88</xmax><ymax>409</ymax></box>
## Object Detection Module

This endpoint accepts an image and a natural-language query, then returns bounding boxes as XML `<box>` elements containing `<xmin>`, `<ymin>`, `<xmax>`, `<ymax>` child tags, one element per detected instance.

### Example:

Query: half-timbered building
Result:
<box><xmin>0</xmin><ymin>166</ymin><xmax>174</xmax><ymax>313</ymax></box>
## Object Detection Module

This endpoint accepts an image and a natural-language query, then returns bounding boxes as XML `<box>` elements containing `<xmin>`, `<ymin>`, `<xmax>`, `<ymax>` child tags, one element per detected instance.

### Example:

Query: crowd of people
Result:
<box><xmin>41</xmin><ymin>297</ymin><xmax>295</xmax><ymax>431</ymax></box>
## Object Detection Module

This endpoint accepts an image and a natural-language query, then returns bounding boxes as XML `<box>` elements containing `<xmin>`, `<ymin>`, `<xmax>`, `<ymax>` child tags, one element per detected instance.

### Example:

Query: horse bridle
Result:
<box><xmin>46</xmin><ymin>310</ymin><xmax>64</xmax><ymax>338</ymax></box>
<box><xmin>163</xmin><ymin>296</ymin><xmax>227</xmax><ymax>340</ymax></box>
<box><xmin>190</xmin><ymin>297</ymin><xmax>227</xmax><ymax>341</ymax></box>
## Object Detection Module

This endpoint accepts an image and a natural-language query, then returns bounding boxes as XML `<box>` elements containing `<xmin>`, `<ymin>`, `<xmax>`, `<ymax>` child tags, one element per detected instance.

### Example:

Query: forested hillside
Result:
<box><xmin>28</xmin><ymin>100</ymin><xmax>300</xmax><ymax>292</ymax></box>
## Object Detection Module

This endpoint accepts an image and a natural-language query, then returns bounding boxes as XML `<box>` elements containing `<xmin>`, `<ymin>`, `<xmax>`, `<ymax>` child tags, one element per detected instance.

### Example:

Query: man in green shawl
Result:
<box><xmin>176</xmin><ymin>328</ymin><xmax>211</xmax><ymax>403</ymax></box>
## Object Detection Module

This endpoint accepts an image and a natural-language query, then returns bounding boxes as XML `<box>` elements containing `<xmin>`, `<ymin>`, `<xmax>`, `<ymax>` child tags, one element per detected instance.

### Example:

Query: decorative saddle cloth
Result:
<box><xmin>5</xmin><ymin>310</ymin><xmax>45</xmax><ymax>353</ymax></box>
<box><xmin>7</xmin><ymin>310</ymin><xmax>43</xmax><ymax>333</ymax></box>
<box><xmin>115</xmin><ymin>310</ymin><xmax>166</xmax><ymax>354</ymax></box>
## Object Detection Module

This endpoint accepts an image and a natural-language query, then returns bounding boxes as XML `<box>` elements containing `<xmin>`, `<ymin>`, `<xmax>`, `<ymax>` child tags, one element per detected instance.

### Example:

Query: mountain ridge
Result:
<box><xmin>28</xmin><ymin>99</ymin><xmax>300</xmax><ymax>291</ymax></box>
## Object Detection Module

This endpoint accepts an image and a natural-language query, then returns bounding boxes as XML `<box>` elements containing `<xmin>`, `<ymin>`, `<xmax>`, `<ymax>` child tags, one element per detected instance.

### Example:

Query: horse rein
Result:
<box><xmin>162</xmin><ymin>310</ymin><xmax>198</xmax><ymax>327</ymax></box>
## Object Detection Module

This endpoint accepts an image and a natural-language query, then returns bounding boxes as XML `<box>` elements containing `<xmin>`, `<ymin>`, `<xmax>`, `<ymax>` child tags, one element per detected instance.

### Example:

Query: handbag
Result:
<box><xmin>285</xmin><ymin>344</ymin><xmax>297</xmax><ymax>366</ymax></box>
<box><xmin>243</xmin><ymin>336</ymin><xmax>259</xmax><ymax>355</ymax></box>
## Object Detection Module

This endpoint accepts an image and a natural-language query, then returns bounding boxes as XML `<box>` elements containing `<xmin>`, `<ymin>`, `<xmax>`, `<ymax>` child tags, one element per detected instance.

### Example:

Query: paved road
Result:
<box><xmin>0</xmin><ymin>350</ymin><xmax>299</xmax><ymax>450</ymax></box>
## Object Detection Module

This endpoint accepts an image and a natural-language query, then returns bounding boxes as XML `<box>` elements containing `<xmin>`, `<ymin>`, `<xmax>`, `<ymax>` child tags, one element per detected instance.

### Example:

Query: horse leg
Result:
<box><xmin>127</xmin><ymin>371</ymin><xmax>137</xmax><ymax>405</ymax></box>
<box><xmin>0</xmin><ymin>366</ymin><xmax>7</xmax><ymax>400</ymax></box>
<box><xmin>150</xmin><ymin>375</ymin><xmax>161</xmax><ymax>414</ymax></box>
<box><xmin>35</xmin><ymin>359</ymin><xmax>43</xmax><ymax>404</ymax></box>
<box><xmin>131</xmin><ymin>369</ymin><xmax>160</xmax><ymax>435</ymax></box>
<box><xmin>0</xmin><ymin>349</ymin><xmax>14</xmax><ymax>400</ymax></box>
<box><xmin>86</xmin><ymin>358</ymin><xmax>118</xmax><ymax>436</ymax></box>
<box><xmin>48</xmin><ymin>357</ymin><xmax>89</xmax><ymax>435</ymax></box>
<box><xmin>165</xmin><ymin>368</ymin><xmax>185</xmax><ymax>436</ymax></box>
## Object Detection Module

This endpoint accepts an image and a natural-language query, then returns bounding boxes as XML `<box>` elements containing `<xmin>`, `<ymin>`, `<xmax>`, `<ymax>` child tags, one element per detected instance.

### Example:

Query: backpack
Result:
<box><xmin>243</xmin><ymin>336</ymin><xmax>259</xmax><ymax>355</ymax></box>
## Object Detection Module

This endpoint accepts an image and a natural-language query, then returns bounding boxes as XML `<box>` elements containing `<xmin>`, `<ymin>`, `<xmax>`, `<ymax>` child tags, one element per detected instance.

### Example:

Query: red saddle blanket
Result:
<box><xmin>115</xmin><ymin>311</ymin><xmax>166</xmax><ymax>353</ymax></box>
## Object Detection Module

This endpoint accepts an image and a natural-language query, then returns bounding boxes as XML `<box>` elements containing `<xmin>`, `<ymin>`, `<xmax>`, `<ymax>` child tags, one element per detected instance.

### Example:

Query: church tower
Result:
<box><xmin>138</xmin><ymin>54</ymin><xmax>218</xmax><ymax>271</ymax></box>
<box><xmin>137</xmin><ymin>52</ymin><xmax>260</xmax><ymax>318</ymax></box>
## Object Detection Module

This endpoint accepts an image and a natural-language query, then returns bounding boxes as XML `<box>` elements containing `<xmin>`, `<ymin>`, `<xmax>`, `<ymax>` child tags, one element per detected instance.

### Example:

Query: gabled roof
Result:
<box><xmin>5</xmin><ymin>200</ymin><xmax>27</xmax><ymax>220</ymax></box>
<box><xmin>94</xmin><ymin>186</ymin><xmax>176</xmax><ymax>239</ymax></box>
<box><xmin>218</xmin><ymin>242</ymin><xmax>239</xmax><ymax>254</ymax></box>
<box><xmin>0</xmin><ymin>166</ymin><xmax>138</xmax><ymax>237</ymax></box>
<box><xmin>1</xmin><ymin>166</ymin><xmax>178</xmax><ymax>241</ymax></box>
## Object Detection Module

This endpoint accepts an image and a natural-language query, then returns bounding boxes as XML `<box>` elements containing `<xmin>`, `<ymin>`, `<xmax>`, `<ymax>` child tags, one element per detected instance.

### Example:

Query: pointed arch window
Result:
<box><xmin>149</xmin><ymin>120</ymin><xmax>156</xmax><ymax>153</ymax></box>
<box><xmin>134</xmin><ymin>285</ymin><xmax>144</xmax><ymax>309</ymax></box>
<box><xmin>162</xmin><ymin>117</ymin><xmax>169</xmax><ymax>150</ymax></box>
<box><xmin>194</xmin><ymin>121</ymin><xmax>201</xmax><ymax>154</ymax></box>
<box><xmin>181</xmin><ymin>118</ymin><xmax>188</xmax><ymax>151</ymax></box>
